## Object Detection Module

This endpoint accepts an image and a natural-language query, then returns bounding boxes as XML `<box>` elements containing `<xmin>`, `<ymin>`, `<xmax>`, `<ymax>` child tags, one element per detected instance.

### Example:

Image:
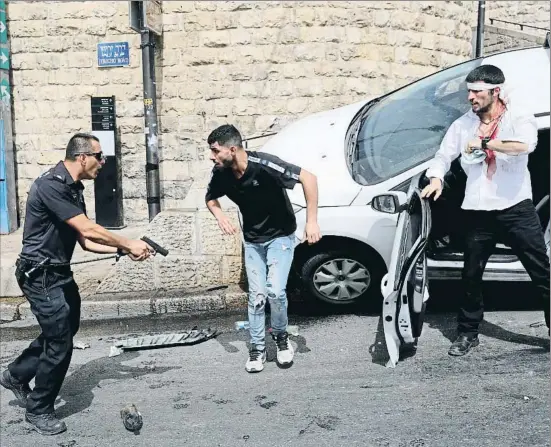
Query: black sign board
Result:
<box><xmin>91</xmin><ymin>96</ymin><xmax>116</xmax><ymax>132</ymax></box>
<box><xmin>91</xmin><ymin>105</ymin><xmax>115</xmax><ymax>114</ymax></box>
<box><xmin>90</xmin><ymin>96</ymin><xmax>124</xmax><ymax>229</ymax></box>
<box><xmin>91</xmin><ymin>96</ymin><xmax>114</xmax><ymax>105</ymax></box>
<box><xmin>94</xmin><ymin>114</ymin><xmax>114</xmax><ymax>123</ymax></box>
<box><xmin>92</xmin><ymin>121</ymin><xmax>115</xmax><ymax>131</ymax></box>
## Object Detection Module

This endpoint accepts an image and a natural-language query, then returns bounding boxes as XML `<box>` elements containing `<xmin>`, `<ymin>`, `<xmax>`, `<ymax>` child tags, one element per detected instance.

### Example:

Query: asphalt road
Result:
<box><xmin>0</xmin><ymin>283</ymin><xmax>549</xmax><ymax>447</ymax></box>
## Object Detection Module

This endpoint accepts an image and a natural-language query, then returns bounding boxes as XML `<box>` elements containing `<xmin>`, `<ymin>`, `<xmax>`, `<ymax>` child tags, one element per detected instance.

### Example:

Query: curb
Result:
<box><xmin>0</xmin><ymin>301</ymin><xmax>22</xmax><ymax>322</ymax></box>
<box><xmin>0</xmin><ymin>289</ymin><xmax>248</xmax><ymax>323</ymax></box>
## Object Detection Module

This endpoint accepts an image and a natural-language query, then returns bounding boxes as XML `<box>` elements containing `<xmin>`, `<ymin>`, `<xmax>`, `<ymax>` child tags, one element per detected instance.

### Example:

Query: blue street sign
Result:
<box><xmin>0</xmin><ymin>47</ymin><xmax>9</xmax><ymax>70</ymax></box>
<box><xmin>0</xmin><ymin>77</ymin><xmax>9</xmax><ymax>104</ymax></box>
<box><xmin>97</xmin><ymin>42</ymin><xmax>130</xmax><ymax>68</ymax></box>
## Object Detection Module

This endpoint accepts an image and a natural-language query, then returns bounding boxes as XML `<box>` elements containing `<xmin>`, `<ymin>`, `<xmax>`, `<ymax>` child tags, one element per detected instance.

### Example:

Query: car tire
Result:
<box><xmin>298</xmin><ymin>248</ymin><xmax>385</xmax><ymax>307</ymax></box>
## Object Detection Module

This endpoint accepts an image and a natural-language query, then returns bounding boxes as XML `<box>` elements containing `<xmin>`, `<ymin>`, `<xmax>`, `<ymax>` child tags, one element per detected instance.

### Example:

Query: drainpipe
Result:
<box><xmin>475</xmin><ymin>1</ymin><xmax>486</xmax><ymax>57</ymax></box>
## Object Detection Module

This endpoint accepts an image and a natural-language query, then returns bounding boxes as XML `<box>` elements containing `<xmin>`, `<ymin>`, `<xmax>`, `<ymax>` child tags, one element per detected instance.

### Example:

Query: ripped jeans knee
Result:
<box><xmin>249</xmin><ymin>292</ymin><xmax>266</xmax><ymax>313</ymax></box>
<box><xmin>267</xmin><ymin>290</ymin><xmax>286</xmax><ymax>313</ymax></box>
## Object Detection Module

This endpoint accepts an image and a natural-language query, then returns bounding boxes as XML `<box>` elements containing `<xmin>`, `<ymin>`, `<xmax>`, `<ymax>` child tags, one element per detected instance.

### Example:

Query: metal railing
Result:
<box><xmin>242</xmin><ymin>132</ymin><xmax>278</xmax><ymax>149</ymax></box>
<box><xmin>488</xmin><ymin>18</ymin><xmax>550</xmax><ymax>32</ymax></box>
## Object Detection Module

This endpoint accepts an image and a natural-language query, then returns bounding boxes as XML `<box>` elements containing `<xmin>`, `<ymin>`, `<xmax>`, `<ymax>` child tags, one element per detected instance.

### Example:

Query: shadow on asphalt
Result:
<box><xmin>56</xmin><ymin>351</ymin><xmax>178</xmax><ymax>420</ymax></box>
<box><xmin>425</xmin><ymin>317</ymin><xmax>549</xmax><ymax>349</ymax></box>
<box><xmin>288</xmin><ymin>281</ymin><xmax>548</xmax><ymax>367</ymax></box>
<box><xmin>4</xmin><ymin>352</ymin><xmax>179</xmax><ymax>417</ymax></box>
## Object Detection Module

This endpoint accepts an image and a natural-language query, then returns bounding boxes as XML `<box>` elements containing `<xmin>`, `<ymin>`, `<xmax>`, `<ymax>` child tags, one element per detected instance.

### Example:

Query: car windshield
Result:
<box><xmin>350</xmin><ymin>59</ymin><xmax>482</xmax><ymax>185</ymax></box>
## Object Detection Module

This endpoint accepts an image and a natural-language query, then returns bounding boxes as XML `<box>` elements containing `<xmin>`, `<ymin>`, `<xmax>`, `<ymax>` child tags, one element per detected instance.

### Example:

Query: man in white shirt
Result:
<box><xmin>422</xmin><ymin>64</ymin><xmax>550</xmax><ymax>356</ymax></box>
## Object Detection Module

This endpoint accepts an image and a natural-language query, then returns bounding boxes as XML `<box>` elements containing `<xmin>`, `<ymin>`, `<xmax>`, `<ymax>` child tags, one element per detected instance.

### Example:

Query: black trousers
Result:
<box><xmin>8</xmin><ymin>264</ymin><xmax>81</xmax><ymax>415</ymax></box>
<box><xmin>459</xmin><ymin>199</ymin><xmax>550</xmax><ymax>335</ymax></box>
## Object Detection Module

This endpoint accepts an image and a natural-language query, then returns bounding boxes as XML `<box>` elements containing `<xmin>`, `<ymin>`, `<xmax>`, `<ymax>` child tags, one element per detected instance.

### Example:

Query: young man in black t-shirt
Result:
<box><xmin>205</xmin><ymin>125</ymin><xmax>321</xmax><ymax>373</ymax></box>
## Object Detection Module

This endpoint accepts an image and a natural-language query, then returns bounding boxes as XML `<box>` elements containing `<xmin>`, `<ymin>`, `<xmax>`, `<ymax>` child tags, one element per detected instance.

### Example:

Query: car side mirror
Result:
<box><xmin>371</xmin><ymin>191</ymin><xmax>407</xmax><ymax>214</ymax></box>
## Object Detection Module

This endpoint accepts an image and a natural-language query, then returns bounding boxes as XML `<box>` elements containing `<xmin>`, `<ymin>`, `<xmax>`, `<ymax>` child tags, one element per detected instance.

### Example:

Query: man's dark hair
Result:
<box><xmin>466</xmin><ymin>64</ymin><xmax>505</xmax><ymax>85</ymax></box>
<box><xmin>207</xmin><ymin>124</ymin><xmax>243</xmax><ymax>149</ymax></box>
<box><xmin>65</xmin><ymin>133</ymin><xmax>100</xmax><ymax>161</ymax></box>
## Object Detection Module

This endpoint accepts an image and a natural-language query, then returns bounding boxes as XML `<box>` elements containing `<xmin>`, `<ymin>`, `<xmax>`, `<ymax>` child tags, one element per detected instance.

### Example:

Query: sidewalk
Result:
<box><xmin>0</xmin><ymin>219</ymin><xmax>248</xmax><ymax>323</ymax></box>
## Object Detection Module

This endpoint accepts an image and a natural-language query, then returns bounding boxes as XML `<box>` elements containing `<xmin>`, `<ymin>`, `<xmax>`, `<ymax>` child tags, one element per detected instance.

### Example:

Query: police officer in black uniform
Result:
<box><xmin>0</xmin><ymin>133</ymin><xmax>153</xmax><ymax>435</ymax></box>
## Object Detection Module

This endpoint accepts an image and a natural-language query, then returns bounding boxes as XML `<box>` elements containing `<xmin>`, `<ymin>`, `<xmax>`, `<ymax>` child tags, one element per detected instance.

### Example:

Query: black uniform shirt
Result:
<box><xmin>205</xmin><ymin>151</ymin><xmax>302</xmax><ymax>243</ymax></box>
<box><xmin>21</xmin><ymin>161</ymin><xmax>86</xmax><ymax>265</ymax></box>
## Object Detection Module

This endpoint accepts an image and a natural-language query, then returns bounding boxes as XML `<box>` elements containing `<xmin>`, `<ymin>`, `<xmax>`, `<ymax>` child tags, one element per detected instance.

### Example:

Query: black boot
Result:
<box><xmin>0</xmin><ymin>370</ymin><xmax>31</xmax><ymax>406</ymax></box>
<box><xmin>448</xmin><ymin>335</ymin><xmax>479</xmax><ymax>356</ymax></box>
<box><xmin>25</xmin><ymin>412</ymin><xmax>67</xmax><ymax>435</ymax></box>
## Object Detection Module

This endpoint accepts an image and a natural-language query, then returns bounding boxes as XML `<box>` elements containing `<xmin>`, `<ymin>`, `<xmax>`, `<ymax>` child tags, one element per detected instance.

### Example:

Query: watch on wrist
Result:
<box><xmin>481</xmin><ymin>137</ymin><xmax>491</xmax><ymax>150</ymax></box>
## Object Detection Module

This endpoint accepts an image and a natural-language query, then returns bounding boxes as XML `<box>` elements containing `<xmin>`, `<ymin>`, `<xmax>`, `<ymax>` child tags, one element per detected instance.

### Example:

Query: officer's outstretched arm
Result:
<box><xmin>77</xmin><ymin>235</ymin><xmax>118</xmax><ymax>254</ymax></box>
<box><xmin>66</xmin><ymin>214</ymin><xmax>151</xmax><ymax>260</ymax></box>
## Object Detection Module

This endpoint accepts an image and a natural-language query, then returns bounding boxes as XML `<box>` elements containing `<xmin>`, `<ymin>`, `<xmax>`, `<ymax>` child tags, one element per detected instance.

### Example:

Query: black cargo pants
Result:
<box><xmin>459</xmin><ymin>199</ymin><xmax>550</xmax><ymax>335</ymax></box>
<box><xmin>8</xmin><ymin>260</ymin><xmax>81</xmax><ymax>415</ymax></box>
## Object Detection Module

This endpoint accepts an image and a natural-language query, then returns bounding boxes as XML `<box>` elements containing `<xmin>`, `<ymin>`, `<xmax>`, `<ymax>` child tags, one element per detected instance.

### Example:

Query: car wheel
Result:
<box><xmin>299</xmin><ymin>248</ymin><xmax>384</xmax><ymax>306</ymax></box>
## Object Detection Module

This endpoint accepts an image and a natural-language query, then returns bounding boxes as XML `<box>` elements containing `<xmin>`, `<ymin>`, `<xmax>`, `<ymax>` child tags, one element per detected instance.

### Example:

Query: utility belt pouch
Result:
<box><xmin>14</xmin><ymin>259</ymin><xmax>28</xmax><ymax>283</ymax></box>
<box><xmin>16</xmin><ymin>256</ymin><xmax>50</xmax><ymax>281</ymax></box>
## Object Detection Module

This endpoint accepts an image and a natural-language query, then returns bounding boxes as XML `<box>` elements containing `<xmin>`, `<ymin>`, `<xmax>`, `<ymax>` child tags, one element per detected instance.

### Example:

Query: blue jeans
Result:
<box><xmin>244</xmin><ymin>234</ymin><xmax>296</xmax><ymax>350</ymax></box>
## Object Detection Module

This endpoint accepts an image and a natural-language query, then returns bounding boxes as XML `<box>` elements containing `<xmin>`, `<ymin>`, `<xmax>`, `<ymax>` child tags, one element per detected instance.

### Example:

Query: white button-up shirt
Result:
<box><xmin>425</xmin><ymin>106</ymin><xmax>538</xmax><ymax>211</ymax></box>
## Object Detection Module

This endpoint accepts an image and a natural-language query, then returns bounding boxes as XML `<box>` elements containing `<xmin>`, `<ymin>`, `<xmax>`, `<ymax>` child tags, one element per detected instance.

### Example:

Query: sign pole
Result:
<box><xmin>130</xmin><ymin>0</ymin><xmax>162</xmax><ymax>221</ymax></box>
<box><xmin>140</xmin><ymin>27</ymin><xmax>161</xmax><ymax>221</ymax></box>
<box><xmin>475</xmin><ymin>1</ymin><xmax>485</xmax><ymax>57</ymax></box>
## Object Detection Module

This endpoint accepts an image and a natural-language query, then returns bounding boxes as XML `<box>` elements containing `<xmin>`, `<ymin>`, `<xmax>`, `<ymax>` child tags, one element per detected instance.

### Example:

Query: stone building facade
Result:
<box><xmin>5</xmin><ymin>0</ymin><xmax>550</xmax><ymax>225</ymax></box>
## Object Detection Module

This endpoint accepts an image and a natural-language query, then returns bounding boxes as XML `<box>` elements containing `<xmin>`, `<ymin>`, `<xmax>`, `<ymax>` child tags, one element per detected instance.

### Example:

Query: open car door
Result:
<box><xmin>372</xmin><ymin>176</ymin><xmax>432</xmax><ymax>367</ymax></box>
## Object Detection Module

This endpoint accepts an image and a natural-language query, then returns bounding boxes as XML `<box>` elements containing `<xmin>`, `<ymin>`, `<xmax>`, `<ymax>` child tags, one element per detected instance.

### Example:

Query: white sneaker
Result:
<box><xmin>245</xmin><ymin>347</ymin><xmax>266</xmax><ymax>373</ymax></box>
<box><xmin>273</xmin><ymin>332</ymin><xmax>294</xmax><ymax>365</ymax></box>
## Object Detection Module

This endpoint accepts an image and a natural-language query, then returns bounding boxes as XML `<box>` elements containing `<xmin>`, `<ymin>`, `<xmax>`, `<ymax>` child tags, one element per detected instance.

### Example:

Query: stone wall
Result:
<box><xmin>7</xmin><ymin>1</ymin><xmax>548</xmax><ymax>226</ymax></box>
<box><xmin>483</xmin><ymin>1</ymin><xmax>550</xmax><ymax>31</ymax></box>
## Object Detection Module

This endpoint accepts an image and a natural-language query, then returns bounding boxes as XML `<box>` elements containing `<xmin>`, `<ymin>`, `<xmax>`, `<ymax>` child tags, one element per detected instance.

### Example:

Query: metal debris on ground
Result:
<box><xmin>108</xmin><ymin>327</ymin><xmax>220</xmax><ymax>357</ymax></box>
<box><xmin>121</xmin><ymin>403</ymin><xmax>143</xmax><ymax>433</ymax></box>
<box><xmin>73</xmin><ymin>341</ymin><xmax>90</xmax><ymax>350</ymax></box>
<box><xmin>109</xmin><ymin>346</ymin><xmax>124</xmax><ymax>357</ymax></box>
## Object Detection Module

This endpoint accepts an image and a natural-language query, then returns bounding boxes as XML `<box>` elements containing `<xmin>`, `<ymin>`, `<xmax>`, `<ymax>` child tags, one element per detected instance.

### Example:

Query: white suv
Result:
<box><xmin>259</xmin><ymin>45</ymin><xmax>550</xmax><ymax>308</ymax></box>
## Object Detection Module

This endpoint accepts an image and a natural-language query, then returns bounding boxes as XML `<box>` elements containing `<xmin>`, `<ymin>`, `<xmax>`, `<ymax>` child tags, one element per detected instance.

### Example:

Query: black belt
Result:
<box><xmin>17</xmin><ymin>256</ymin><xmax>71</xmax><ymax>280</ymax></box>
<box><xmin>18</xmin><ymin>256</ymin><xmax>71</xmax><ymax>269</ymax></box>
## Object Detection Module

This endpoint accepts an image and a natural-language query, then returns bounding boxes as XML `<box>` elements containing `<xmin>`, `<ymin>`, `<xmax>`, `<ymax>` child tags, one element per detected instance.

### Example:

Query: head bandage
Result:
<box><xmin>466</xmin><ymin>82</ymin><xmax>503</xmax><ymax>91</ymax></box>
<box><xmin>467</xmin><ymin>81</ymin><xmax>509</xmax><ymax>104</ymax></box>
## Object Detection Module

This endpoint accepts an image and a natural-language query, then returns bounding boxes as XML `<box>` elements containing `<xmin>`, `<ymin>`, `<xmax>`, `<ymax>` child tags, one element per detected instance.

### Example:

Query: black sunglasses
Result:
<box><xmin>79</xmin><ymin>152</ymin><xmax>105</xmax><ymax>161</ymax></box>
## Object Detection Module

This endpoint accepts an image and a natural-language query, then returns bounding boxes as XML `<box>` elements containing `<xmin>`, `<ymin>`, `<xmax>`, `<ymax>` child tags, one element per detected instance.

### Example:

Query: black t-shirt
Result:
<box><xmin>205</xmin><ymin>151</ymin><xmax>302</xmax><ymax>243</ymax></box>
<box><xmin>21</xmin><ymin>161</ymin><xmax>87</xmax><ymax>266</ymax></box>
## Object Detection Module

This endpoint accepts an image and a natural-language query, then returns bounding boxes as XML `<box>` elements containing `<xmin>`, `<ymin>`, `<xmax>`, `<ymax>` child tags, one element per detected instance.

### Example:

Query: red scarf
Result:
<box><xmin>480</xmin><ymin>125</ymin><xmax>498</xmax><ymax>180</ymax></box>
<box><xmin>479</xmin><ymin>117</ymin><xmax>502</xmax><ymax>181</ymax></box>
